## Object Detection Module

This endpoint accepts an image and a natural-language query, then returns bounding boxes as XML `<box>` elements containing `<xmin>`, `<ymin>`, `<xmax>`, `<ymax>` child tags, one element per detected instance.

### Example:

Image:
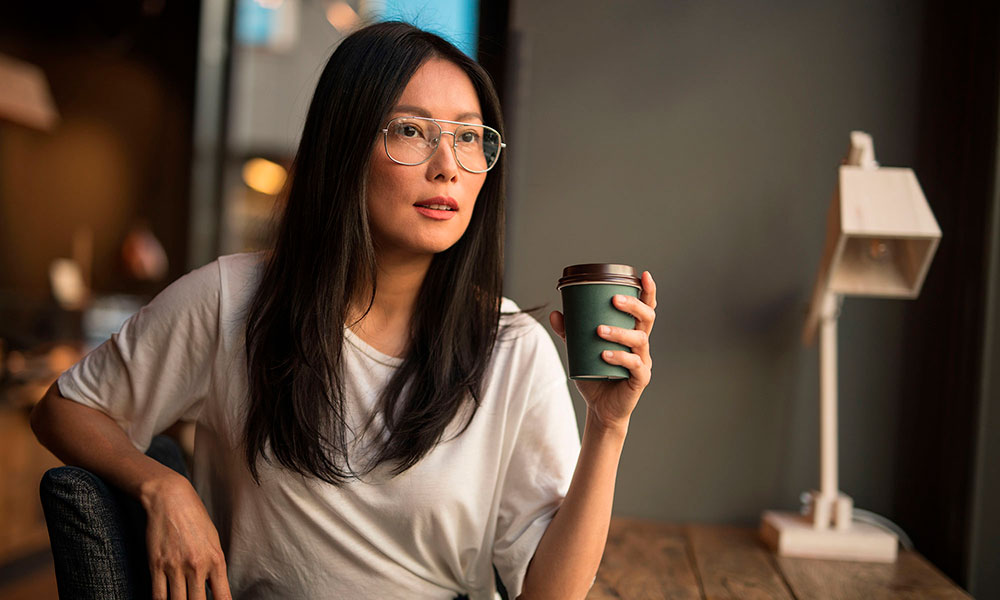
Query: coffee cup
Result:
<box><xmin>557</xmin><ymin>263</ymin><xmax>642</xmax><ymax>379</ymax></box>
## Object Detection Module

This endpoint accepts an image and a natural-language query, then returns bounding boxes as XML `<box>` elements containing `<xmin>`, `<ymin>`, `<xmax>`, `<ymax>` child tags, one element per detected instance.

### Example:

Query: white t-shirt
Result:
<box><xmin>57</xmin><ymin>252</ymin><xmax>581</xmax><ymax>599</ymax></box>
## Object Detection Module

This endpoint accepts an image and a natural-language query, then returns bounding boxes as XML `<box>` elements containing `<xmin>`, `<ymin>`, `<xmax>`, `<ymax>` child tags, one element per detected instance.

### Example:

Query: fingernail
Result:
<box><xmin>614</xmin><ymin>295</ymin><xmax>624</xmax><ymax>304</ymax></box>
<box><xmin>603</xmin><ymin>350</ymin><xmax>613</xmax><ymax>358</ymax></box>
<box><xmin>598</xmin><ymin>325</ymin><xmax>609</xmax><ymax>335</ymax></box>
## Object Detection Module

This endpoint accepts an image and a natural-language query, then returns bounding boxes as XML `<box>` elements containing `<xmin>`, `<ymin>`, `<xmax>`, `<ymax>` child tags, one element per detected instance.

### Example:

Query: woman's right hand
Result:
<box><xmin>140</xmin><ymin>472</ymin><xmax>233</xmax><ymax>600</ymax></box>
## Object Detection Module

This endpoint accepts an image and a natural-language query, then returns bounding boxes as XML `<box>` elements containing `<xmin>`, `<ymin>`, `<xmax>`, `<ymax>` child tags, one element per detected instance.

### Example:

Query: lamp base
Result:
<box><xmin>760</xmin><ymin>511</ymin><xmax>898</xmax><ymax>562</ymax></box>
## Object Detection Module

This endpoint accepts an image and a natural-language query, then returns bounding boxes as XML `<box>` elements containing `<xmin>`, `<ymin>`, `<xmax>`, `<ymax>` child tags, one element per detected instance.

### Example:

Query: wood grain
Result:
<box><xmin>777</xmin><ymin>550</ymin><xmax>974</xmax><ymax>599</ymax></box>
<box><xmin>587</xmin><ymin>517</ymin><xmax>701</xmax><ymax>600</ymax></box>
<box><xmin>688</xmin><ymin>525</ymin><xmax>794</xmax><ymax>600</ymax></box>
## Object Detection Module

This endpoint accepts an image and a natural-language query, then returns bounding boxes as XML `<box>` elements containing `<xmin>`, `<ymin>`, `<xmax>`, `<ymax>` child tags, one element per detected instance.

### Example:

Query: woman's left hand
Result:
<box><xmin>549</xmin><ymin>271</ymin><xmax>656</xmax><ymax>433</ymax></box>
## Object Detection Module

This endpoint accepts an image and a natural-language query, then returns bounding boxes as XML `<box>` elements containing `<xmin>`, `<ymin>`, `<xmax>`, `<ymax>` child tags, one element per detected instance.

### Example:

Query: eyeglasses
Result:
<box><xmin>381</xmin><ymin>116</ymin><xmax>505</xmax><ymax>173</ymax></box>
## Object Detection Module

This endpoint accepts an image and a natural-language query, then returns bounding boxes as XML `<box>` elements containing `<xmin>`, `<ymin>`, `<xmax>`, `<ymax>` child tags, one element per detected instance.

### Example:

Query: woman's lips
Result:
<box><xmin>413</xmin><ymin>196</ymin><xmax>458</xmax><ymax>220</ymax></box>
<box><xmin>414</xmin><ymin>205</ymin><xmax>457</xmax><ymax>220</ymax></box>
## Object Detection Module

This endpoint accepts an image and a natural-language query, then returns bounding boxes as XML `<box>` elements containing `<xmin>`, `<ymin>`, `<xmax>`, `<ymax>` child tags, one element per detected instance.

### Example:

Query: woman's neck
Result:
<box><xmin>347</xmin><ymin>250</ymin><xmax>433</xmax><ymax>358</ymax></box>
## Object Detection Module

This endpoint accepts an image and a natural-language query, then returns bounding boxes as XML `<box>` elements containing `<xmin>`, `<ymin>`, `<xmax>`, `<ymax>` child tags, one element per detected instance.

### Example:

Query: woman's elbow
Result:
<box><xmin>30</xmin><ymin>383</ymin><xmax>60</xmax><ymax>445</ymax></box>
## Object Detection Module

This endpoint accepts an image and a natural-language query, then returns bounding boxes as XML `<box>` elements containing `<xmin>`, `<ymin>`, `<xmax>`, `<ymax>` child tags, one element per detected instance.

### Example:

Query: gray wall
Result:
<box><xmin>504</xmin><ymin>1</ymin><xmax>924</xmax><ymax>524</ymax></box>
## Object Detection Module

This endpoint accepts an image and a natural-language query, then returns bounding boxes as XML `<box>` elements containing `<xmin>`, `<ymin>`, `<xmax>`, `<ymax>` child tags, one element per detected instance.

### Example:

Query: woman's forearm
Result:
<box><xmin>30</xmin><ymin>382</ymin><xmax>186</xmax><ymax>503</ymax></box>
<box><xmin>518</xmin><ymin>407</ymin><xmax>628</xmax><ymax>600</ymax></box>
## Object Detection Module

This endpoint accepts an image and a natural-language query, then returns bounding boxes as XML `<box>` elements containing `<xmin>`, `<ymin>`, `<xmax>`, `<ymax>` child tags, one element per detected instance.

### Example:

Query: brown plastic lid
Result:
<box><xmin>557</xmin><ymin>263</ymin><xmax>641</xmax><ymax>290</ymax></box>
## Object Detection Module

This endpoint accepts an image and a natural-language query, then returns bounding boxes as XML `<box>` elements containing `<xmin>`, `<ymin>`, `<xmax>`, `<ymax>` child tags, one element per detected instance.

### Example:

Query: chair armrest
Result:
<box><xmin>39</xmin><ymin>435</ymin><xmax>189</xmax><ymax>600</ymax></box>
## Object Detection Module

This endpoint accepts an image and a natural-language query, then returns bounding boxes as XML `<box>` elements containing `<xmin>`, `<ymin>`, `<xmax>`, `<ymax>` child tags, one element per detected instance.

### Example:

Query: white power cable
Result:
<box><xmin>852</xmin><ymin>508</ymin><xmax>915</xmax><ymax>551</ymax></box>
<box><xmin>798</xmin><ymin>491</ymin><xmax>915</xmax><ymax>551</ymax></box>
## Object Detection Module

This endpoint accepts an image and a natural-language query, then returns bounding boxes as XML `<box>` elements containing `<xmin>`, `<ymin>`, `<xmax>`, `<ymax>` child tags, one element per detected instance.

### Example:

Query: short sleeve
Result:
<box><xmin>492</xmin><ymin>324</ymin><xmax>581</xmax><ymax>598</ymax></box>
<box><xmin>56</xmin><ymin>260</ymin><xmax>221</xmax><ymax>452</ymax></box>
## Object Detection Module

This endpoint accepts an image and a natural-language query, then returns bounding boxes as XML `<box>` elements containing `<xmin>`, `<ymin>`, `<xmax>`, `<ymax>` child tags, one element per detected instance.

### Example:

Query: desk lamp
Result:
<box><xmin>761</xmin><ymin>131</ymin><xmax>941</xmax><ymax>562</ymax></box>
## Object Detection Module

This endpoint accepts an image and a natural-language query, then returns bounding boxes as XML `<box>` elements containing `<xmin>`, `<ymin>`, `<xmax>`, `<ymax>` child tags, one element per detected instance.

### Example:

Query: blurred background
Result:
<box><xmin>0</xmin><ymin>0</ymin><xmax>998</xmax><ymax>597</ymax></box>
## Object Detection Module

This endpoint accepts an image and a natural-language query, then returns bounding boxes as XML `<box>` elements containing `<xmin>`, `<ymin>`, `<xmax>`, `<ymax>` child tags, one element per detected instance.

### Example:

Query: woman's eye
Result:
<box><xmin>399</xmin><ymin>124</ymin><xmax>421</xmax><ymax>138</ymax></box>
<box><xmin>458</xmin><ymin>131</ymin><xmax>480</xmax><ymax>144</ymax></box>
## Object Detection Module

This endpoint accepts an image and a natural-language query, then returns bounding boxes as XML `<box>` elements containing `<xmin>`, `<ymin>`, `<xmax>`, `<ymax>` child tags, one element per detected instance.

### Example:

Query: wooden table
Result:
<box><xmin>588</xmin><ymin>517</ymin><xmax>972</xmax><ymax>599</ymax></box>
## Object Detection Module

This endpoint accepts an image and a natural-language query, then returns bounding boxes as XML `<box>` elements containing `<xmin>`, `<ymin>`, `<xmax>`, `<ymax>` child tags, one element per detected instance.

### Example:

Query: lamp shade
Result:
<box><xmin>804</xmin><ymin>132</ymin><xmax>941</xmax><ymax>345</ymax></box>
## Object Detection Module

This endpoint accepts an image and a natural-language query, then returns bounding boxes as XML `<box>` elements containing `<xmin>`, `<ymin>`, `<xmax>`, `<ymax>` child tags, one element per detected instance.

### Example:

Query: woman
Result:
<box><xmin>31</xmin><ymin>21</ymin><xmax>656</xmax><ymax>600</ymax></box>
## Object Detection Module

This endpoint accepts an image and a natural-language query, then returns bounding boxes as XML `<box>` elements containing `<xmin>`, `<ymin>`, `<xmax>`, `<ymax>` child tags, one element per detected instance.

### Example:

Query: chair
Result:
<box><xmin>40</xmin><ymin>435</ymin><xmax>188</xmax><ymax>600</ymax></box>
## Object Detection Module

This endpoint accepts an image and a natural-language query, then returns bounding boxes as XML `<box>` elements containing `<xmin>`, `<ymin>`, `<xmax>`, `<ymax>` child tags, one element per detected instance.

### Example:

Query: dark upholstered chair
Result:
<box><xmin>39</xmin><ymin>435</ymin><xmax>188</xmax><ymax>600</ymax></box>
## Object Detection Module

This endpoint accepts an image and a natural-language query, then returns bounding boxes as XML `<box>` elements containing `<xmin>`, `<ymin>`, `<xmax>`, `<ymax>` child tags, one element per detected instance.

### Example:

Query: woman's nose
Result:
<box><xmin>427</xmin><ymin>131</ymin><xmax>460</xmax><ymax>182</ymax></box>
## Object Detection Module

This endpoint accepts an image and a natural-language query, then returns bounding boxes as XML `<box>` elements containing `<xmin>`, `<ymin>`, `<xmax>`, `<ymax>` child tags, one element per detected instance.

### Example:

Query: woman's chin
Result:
<box><xmin>407</xmin><ymin>230</ymin><xmax>468</xmax><ymax>255</ymax></box>
<box><xmin>377</xmin><ymin>237</ymin><xmax>463</xmax><ymax>259</ymax></box>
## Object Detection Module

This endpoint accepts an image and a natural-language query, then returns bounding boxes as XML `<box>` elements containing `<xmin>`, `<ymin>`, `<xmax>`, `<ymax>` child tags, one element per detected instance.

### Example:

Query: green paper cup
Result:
<box><xmin>557</xmin><ymin>264</ymin><xmax>642</xmax><ymax>380</ymax></box>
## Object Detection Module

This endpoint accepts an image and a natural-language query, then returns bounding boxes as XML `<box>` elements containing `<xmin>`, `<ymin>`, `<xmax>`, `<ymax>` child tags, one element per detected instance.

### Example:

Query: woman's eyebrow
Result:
<box><xmin>392</xmin><ymin>105</ymin><xmax>483</xmax><ymax>122</ymax></box>
<box><xmin>392</xmin><ymin>105</ymin><xmax>431</xmax><ymax>117</ymax></box>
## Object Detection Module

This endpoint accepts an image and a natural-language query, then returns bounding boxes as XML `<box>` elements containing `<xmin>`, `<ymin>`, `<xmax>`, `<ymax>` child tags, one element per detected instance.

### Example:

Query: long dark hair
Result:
<box><xmin>243</xmin><ymin>22</ymin><xmax>506</xmax><ymax>485</ymax></box>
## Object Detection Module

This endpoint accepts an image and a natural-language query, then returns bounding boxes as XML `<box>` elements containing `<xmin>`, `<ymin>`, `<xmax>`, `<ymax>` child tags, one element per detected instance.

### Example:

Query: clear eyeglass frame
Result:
<box><xmin>381</xmin><ymin>115</ymin><xmax>506</xmax><ymax>174</ymax></box>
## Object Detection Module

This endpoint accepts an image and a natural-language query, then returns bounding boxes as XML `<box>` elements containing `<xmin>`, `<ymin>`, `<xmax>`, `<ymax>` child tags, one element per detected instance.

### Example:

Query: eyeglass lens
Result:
<box><xmin>385</xmin><ymin>117</ymin><xmax>501</xmax><ymax>172</ymax></box>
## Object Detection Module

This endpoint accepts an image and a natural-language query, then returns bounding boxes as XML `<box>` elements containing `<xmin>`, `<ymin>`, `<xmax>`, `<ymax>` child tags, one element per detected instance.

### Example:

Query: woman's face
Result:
<box><xmin>366</xmin><ymin>58</ymin><xmax>488</xmax><ymax>258</ymax></box>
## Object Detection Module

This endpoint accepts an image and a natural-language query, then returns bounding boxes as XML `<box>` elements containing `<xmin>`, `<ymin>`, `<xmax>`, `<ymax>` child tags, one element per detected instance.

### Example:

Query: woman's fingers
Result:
<box><xmin>612</xmin><ymin>294</ymin><xmax>656</xmax><ymax>332</ymax></box>
<box><xmin>597</xmin><ymin>325</ymin><xmax>650</xmax><ymax>361</ymax></box>
<box><xmin>187</xmin><ymin>574</ymin><xmax>207</xmax><ymax>600</ymax></box>
<box><xmin>549</xmin><ymin>310</ymin><xmax>566</xmax><ymax>340</ymax></box>
<box><xmin>152</xmin><ymin>571</ymin><xmax>168</xmax><ymax>600</ymax></box>
<box><xmin>210</xmin><ymin>567</ymin><xmax>234</xmax><ymax>600</ymax></box>
<box><xmin>155</xmin><ymin>564</ymin><xmax>226</xmax><ymax>600</ymax></box>
<box><xmin>640</xmin><ymin>271</ymin><xmax>657</xmax><ymax>310</ymax></box>
<box><xmin>169</xmin><ymin>573</ymin><xmax>188</xmax><ymax>600</ymax></box>
<box><xmin>601</xmin><ymin>349</ymin><xmax>650</xmax><ymax>386</ymax></box>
